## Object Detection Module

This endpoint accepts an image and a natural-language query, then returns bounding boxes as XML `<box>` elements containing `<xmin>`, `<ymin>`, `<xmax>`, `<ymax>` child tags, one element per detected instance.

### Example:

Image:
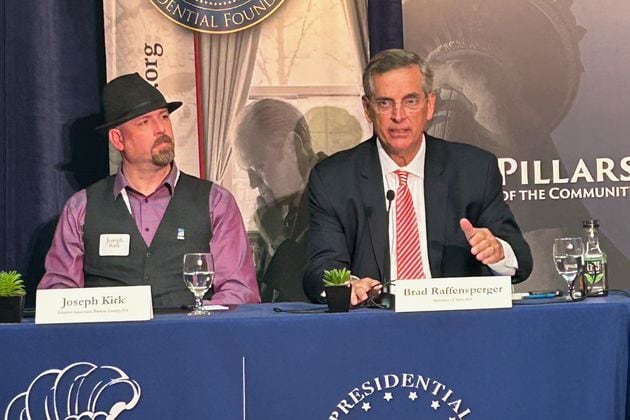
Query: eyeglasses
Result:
<box><xmin>369</xmin><ymin>95</ymin><xmax>427</xmax><ymax>115</ymax></box>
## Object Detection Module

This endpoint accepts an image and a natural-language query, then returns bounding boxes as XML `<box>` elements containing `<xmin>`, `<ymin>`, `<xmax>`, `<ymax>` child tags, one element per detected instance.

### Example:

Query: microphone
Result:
<box><xmin>377</xmin><ymin>190</ymin><xmax>396</xmax><ymax>309</ymax></box>
<box><xmin>386</xmin><ymin>190</ymin><xmax>395</xmax><ymax>207</ymax></box>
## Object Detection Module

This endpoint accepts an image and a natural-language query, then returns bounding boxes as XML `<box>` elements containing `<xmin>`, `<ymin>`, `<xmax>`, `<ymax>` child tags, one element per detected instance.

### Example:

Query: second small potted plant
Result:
<box><xmin>0</xmin><ymin>270</ymin><xmax>26</xmax><ymax>323</ymax></box>
<box><xmin>322</xmin><ymin>268</ymin><xmax>352</xmax><ymax>313</ymax></box>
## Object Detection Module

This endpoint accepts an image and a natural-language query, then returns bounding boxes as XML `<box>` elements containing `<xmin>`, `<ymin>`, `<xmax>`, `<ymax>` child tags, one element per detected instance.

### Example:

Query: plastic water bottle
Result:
<box><xmin>582</xmin><ymin>219</ymin><xmax>608</xmax><ymax>296</ymax></box>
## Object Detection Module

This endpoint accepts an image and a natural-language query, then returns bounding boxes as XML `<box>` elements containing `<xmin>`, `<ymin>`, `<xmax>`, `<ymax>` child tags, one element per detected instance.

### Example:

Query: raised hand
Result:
<box><xmin>459</xmin><ymin>218</ymin><xmax>505</xmax><ymax>265</ymax></box>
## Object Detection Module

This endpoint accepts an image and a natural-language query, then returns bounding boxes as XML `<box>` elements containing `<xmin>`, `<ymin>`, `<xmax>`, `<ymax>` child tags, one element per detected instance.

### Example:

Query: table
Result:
<box><xmin>1</xmin><ymin>297</ymin><xmax>629</xmax><ymax>419</ymax></box>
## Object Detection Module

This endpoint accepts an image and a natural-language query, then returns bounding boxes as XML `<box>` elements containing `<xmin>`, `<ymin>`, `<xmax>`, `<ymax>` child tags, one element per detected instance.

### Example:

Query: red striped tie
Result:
<box><xmin>395</xmin><ymin>170</ymin><xmax>425</xmax><ymax>279</ymax></box>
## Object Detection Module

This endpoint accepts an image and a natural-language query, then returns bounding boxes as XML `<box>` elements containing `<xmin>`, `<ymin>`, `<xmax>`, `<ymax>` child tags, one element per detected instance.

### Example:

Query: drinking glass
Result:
<box><xmin>183</xmin><ymin>253</ymin><xmax>215</xmax><ymax>316</ymax></box>
<box><xmin>552</xmin><ymin>238</ymin><xmax>584</xmax><ymax>300</ymax></box>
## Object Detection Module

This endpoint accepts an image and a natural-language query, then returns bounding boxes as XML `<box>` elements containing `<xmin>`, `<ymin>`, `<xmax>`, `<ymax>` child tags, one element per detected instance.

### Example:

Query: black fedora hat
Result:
<box><xmin>96</xmin><ymin>73</ymin><xmax>182</xmax><ymax>134</ymax></box>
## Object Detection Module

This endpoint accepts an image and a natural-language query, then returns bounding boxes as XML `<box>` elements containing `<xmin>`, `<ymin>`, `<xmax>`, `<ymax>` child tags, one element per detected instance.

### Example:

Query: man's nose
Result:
<box><xmin>390</xmin><ymin>103</ymin><xmax>407</xmax><ymax>122</ymax></box>
<box><xmin>153</xmin><ymin>118</ymin><xmax>167</xmax><ymax>134</ymax></box>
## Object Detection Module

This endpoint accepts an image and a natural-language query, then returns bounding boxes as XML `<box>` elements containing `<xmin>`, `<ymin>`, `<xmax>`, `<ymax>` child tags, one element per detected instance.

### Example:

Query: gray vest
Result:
<box><xmin>84</xmin><ymin>173</ymin><xmax>212</xmax><ymax>307</ymax></box>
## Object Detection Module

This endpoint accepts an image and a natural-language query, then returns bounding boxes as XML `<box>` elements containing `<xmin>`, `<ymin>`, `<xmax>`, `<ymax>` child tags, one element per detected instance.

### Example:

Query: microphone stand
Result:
<box><xmin>377</xmin><ymin>190</ymin><xmax>396</xmax><ymax>309</ymax></box>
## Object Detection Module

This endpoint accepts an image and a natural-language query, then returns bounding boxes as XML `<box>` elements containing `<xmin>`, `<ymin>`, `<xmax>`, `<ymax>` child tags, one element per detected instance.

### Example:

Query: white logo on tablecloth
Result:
<box><xmin>4</xmin><ymin>362</ymin><xmax>141</xmax><ymax>420</ymax></box>
<box><xmin>328</xmin><ymin>372</ymin><xmax>471</xmax><ymax>419</ymax></box>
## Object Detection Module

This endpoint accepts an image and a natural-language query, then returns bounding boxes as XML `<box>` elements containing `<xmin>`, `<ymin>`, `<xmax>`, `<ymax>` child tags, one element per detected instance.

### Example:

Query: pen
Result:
<box><xmin>522</xmin><ymin>292</ymin><xmax>559</xmax><ymax>299</ymax></box>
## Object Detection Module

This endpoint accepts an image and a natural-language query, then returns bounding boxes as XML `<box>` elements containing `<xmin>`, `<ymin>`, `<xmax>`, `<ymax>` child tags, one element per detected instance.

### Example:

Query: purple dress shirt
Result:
<box><xmin>39</xmin><ymin>164</ymin><xmax>260</xmax><ymax>305</ymax></box>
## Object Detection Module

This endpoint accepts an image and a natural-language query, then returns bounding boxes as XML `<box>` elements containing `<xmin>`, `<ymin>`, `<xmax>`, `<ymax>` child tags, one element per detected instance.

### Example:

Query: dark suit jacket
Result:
<box><xmin>259</xmin><ymin>192</ymin><xmax>309</xmax><ymax>302</ymax></box>
<box><xmin>303</xmin><ymin>135</ymin><xmax>533</xmax><ymax>303</ymax></box>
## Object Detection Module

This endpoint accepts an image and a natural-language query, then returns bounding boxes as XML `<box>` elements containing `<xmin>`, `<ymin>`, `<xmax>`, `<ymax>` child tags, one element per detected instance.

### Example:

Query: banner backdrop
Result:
<box><xmin>403</xmin><ymin>0</ymin><xmax>630</xmax><ymax>292</ymax></box>
<box><xmin>104</xmin><ymin>0</ymin><xmax>628</xmax><ymax>297</ymax></box>
<box><xmin>103</xmin><ymin>0</ymin><xmax>372</xmax><ymax>301</ymax></box>
<box><xmin>103</xmin><ymin>0</ymin><xmax>200</xmax><ymax>176</ymax></box>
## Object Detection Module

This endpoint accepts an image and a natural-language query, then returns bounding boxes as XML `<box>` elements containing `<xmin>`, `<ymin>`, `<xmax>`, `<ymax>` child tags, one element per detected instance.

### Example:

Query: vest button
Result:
<box><xmin>144</xmin><ymin>275</ymin><xmax>150</xmax><ymax>281</ymax></box>
<box><xmin>146</xmin><ymin>252</ymin><xmax>151</xmax><ymax>258</ymax></box>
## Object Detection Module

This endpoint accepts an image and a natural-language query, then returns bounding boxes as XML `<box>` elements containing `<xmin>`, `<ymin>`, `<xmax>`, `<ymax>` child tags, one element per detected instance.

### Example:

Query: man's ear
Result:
<box><xmin>285</xmin><ymin>131</ymin><xmax>309</xmax><ymax>175</ymax></box>
<box><xmin>285</xmin><ymin>131</ymin><xmax>305</xmax><ymax>163</ymax></box>
<box><xmin>286</xmin><ymin>131</ymin><xmax>302</xmax><ymax>154</ymax></box>
<box><xmin>361</xmin><ymin>95</ymin><xmax>373</xmax><ymax>124</ymax></box>
<box><xmin>426</xmin><ymin>91</ymin><xmax>437</xmax><ymax>121</ymax></box>
<box><xmin>109</xmin><ymin>128</ymin><xmax>124</xmax><ymax>152</ymax></box>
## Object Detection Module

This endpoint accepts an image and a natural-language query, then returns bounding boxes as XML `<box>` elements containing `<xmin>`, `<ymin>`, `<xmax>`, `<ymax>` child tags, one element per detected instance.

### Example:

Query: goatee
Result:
<box><xmin>152</xmin><ymin>135</ymin><xmax>175</xmax><ymax>166</ymax></box>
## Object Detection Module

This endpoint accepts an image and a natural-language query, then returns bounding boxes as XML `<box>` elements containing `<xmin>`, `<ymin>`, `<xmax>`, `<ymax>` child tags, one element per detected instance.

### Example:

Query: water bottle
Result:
<box><xmin>582</xmin><ymin>219</ymin><xmax>608</xmax><ymax>296</ymax></box>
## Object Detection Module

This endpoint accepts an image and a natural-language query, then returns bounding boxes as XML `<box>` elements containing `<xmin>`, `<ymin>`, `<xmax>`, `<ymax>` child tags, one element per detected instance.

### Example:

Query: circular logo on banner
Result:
<box><xmin>328</xmin><ymin>372</ymin><xmax>472</xmax><ymax>419</ymax></box>
<box><xmin>149</xmin><ymin>0</ymin><xmax>286</xmax><ymax>34</ymax></box>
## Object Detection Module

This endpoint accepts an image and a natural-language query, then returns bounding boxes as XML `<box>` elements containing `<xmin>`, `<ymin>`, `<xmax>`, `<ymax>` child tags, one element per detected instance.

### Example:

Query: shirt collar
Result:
<box><xmin>376</xmin><ymin>134</ymin><xmax>426</xmax><ymax>179</ymax></box>
<box><xmin>113</xmin><ymin>162</ymin><xmax>180</xmax><ymax>198</ymax></box>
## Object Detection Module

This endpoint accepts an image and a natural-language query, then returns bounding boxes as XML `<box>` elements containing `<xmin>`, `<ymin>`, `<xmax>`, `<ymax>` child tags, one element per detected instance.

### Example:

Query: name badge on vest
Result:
<box><xmin>99</xmin><ymin>234</ymin><xmax>130</xmax><ymax>256</ymax></box>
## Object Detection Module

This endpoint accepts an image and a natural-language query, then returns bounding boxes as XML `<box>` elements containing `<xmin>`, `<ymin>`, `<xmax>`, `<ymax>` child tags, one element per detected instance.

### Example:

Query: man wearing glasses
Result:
<box><xmin>303</xmin><ymin>49</ymin><xmax>532</xmax><ymax>305</ymax></box>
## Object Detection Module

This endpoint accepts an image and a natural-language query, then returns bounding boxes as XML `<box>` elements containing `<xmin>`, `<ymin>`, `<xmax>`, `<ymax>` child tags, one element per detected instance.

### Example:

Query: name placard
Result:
<box><xmin>393</xmin><ymin>276</ymin><xmax>512</xmax><ymax>313</ymax></box>
<box><xmin>35</xmin><ymin>286</ymin><xmax>153</xmax><ymax>324</ymax></box>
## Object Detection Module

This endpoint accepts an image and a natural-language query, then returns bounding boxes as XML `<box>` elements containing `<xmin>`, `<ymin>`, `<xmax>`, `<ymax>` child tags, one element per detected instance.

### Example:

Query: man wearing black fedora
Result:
<box><xmin>39</xmin><ymin>73</ymin><xmax>260</xmax><ymax>307</ymax></box>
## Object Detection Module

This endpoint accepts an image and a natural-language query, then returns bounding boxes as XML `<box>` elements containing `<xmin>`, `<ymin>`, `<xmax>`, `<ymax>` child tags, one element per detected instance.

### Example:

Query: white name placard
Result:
<box><xmin>393</xmin><ymin>276</ymin><xmax>512</xmax><ymax>313</ymax></box>
<box><xmin>35</xmin><ymin>286</ymin><xmax>153</xmax><ymax>324</ymax></box>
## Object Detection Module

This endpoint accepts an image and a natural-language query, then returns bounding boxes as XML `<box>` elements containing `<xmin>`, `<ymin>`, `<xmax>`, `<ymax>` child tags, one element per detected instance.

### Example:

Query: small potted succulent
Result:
<box><xmin>0</xmin><ymin>270</ymin><xmax>26</xmax><ymax>323</ymax></box>
<box><xmin>323</xmin><ymin>268</ymin><xmax>352</xmax><ymax>313</ymax></box>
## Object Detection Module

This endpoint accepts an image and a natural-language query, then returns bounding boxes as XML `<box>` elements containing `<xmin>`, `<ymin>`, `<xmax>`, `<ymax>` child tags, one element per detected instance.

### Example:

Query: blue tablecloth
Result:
<box><xmin>1</xmin><ymin>297</ymin><xmax>629</xmax><ymax>419</ymax></box>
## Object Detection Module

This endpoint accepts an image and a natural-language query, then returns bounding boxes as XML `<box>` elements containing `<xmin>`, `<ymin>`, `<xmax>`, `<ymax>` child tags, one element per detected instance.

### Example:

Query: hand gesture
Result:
<box><xmin>459</xmin><ymin>218</ymin><xmax>505</xmax><ymax>265</ymax></box>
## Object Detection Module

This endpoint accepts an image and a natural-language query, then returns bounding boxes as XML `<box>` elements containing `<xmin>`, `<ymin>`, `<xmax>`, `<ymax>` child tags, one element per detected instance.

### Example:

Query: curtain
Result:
<box><xmin>197</xmin><ymin>30</ymin><xmax>261</xmax><ymax>183</ymax></box>
<box><xmin>343</xmin><ymin>0</ymin><xmax>370</xmax><ymax>69</ymax></box>
<box><xmin>367</xmin><ymin>0</ymin><xmax>403</xmax><ymax>55</ymax></box>
<box><xmin>0</xmin><ymin>0</ymin><xmax>107</xmax><ymax>306</ymax></box>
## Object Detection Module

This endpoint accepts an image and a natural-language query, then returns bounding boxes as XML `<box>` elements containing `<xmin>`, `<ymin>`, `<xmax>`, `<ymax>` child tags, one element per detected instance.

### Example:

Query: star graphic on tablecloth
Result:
<box><xmin>383</xmin><ymin>392</ymin><xmax>393</xmax><ymax>402</ymax></box>
<box><xmin>361</xmin><ymin>402</ymin><xmax>371</xmax><ymax>412</ymax></box>
<box><xmin>431</xmin><ymin>400</ymin><xmax>440</xmax><ymax>410</ymax></box>
<box><xmin>408</xmin><ymin>391</ymin><xmax>418</xmax><ymax>401</ymax></box>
